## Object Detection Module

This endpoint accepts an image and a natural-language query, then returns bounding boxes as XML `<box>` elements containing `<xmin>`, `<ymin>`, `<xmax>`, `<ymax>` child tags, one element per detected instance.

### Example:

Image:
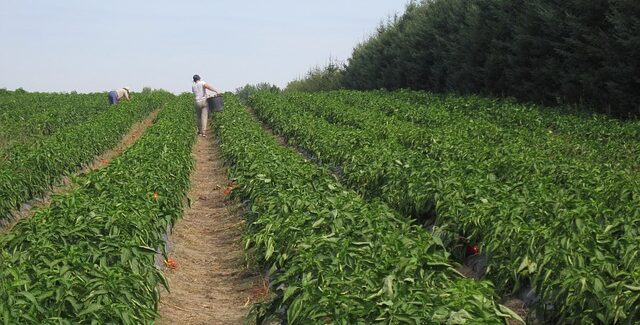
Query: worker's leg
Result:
<box><xmin>200</xmin><ymin>102</ymin><xmax>209</xmax><ymax>135</ymax></box>
<box><xmin>194</xmin><ymin>103</ymin><xmax>202</xmax><ymax>134</ymax></box>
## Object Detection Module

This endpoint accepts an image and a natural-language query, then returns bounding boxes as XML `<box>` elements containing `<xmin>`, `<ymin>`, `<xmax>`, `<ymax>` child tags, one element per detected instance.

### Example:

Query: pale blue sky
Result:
<box><xmin>0</xmin><ymin>0</ymin><xmax>409</xmax><ymax>93</ymax></box>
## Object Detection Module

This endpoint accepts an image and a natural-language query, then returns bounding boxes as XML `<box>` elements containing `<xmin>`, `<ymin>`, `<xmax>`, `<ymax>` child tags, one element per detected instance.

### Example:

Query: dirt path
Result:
<box><xmin>0</xmin><ymin>108</ymin><xmax>161</xmax><ymax>234</ymax></box>
<box><xmin>157</xmin><ymin>134</ymin><xmax>260</xmax><ymax>325</ymax></box>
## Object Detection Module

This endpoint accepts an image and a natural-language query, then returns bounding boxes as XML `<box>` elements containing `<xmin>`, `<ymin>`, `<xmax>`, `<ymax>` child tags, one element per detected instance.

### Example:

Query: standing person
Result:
<box><xmin>191</xmin><ymin>75</ymin><xmax>221</xmax><ymax>137</ymax></box>
<box><xmin>108</xmin><ymin>87</ymin><xmax>131</xmax><ymax>105</ymax></box>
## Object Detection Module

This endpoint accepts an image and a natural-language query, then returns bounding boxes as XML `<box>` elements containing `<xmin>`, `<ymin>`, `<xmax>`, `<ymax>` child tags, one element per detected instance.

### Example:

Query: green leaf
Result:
<box><xmin>158</xmin><ymin>272</ymin><xmax>170</xmax><ymax>292</ymax></box>
<box><xmin>78</xmin><ymin>303</ymin><xmax>102</xmax><ymax>316</ymax></box>
<box><xmin>383</xmin><ymin>275</ymin><xmax>395</xmax><ymax>298</ymax></box>
<box><xmin>287</xmin><ymin>297</ymin><xmax>304</xmax><ymax>323</ymax></box>
<box><xmin>448</xmin><ymin>309</ymin><xmax>472</xmax><ymax>324</ymax></box>
<box><xmin>623</xmin><ymin>284</ymin><xmax>640</xmax><ymax>291</ymax></box>
<box><xmin>19</xmin><ymin>291</ymin><xmax>39</xmax><ymax>308</ymax></box>
<box><xmin>3</xmin><ymin>305</ymin><xmax>10</xmax><ymax>325</ymax></box>
<box><xmin>136</xmin><ymin>246</ymin><xmax>157</xmax><ymax>254</ymax></box>
<box><xmin>283</xmin><ymin>286</ymin><xmax>298</xmax><ymax>302</ymax></box>
<box><xmin>312</xmin><ymin>218</ymin><xmax>325</xmax><ymax>228</ymax></box>
<box><xmin>265</xmin><ymin>238</ymin><xmax>275</xmax><ymax>260</ymax></box>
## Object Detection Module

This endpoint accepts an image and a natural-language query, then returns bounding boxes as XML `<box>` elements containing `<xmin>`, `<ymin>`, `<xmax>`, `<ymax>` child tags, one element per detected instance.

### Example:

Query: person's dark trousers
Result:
<box><xmin>108</xmin><ymin>91</ymin><xmax>118</xmax><ymax>105</ymax></box>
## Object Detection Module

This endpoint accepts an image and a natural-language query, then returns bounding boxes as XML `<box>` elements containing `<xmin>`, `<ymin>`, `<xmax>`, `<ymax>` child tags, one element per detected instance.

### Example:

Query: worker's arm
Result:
<box><xmin>204</xmin><ymin>83</ymin><xmax>220</xmax><ymax>94</ymax></box>
<box><xmin>124</xmin><ymin>91</ymin><xmax>130</xmax><ymax>100</ymax></box>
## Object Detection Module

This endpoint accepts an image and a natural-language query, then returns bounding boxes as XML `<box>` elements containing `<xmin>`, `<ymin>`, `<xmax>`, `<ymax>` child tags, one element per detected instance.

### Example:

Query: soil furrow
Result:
<box><xmin>157</xmin><ymin>133</ymin><xmax>260</xmax><ymax>325</ymax></box>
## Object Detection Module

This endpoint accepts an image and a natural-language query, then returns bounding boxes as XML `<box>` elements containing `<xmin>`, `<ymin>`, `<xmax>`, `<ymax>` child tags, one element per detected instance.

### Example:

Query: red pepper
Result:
<box><xmin>466</xmin><ymin>244</ymin><xmax>479</xmax><ymax>255</ymax></box>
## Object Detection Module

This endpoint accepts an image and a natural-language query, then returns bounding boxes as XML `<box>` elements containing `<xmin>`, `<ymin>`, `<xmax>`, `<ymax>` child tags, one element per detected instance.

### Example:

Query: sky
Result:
<box><xmin>0</xmin><ymin>0</ymin><xmax>409</xmax><ymax>94</ymax></box>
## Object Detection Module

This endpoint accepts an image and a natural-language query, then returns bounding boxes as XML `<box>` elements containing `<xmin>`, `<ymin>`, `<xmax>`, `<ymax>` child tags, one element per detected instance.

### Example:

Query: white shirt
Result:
<box><xmin>192</xmin><ymin>81</ymin><xmax>208</xmax><ymax>103</ymax></box>
<box><xmin>115</xmin><ymin>88</ymin><xmax>130</xmax><ymax>100</ymax></box>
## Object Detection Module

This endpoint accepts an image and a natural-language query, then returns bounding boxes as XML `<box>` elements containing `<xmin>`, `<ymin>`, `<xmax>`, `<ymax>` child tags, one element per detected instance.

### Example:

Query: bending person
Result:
<box><xmin>108</xmin><ymin>87</ymin><xmax>131</xmax><ymax>105</ymax></box>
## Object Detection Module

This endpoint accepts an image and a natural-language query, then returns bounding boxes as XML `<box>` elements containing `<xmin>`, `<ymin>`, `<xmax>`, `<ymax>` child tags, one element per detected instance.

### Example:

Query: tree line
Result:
<box><xmin>288</xmin><ymin>0</ymin><xmax>640</xmax><ymax>117</ymax></box>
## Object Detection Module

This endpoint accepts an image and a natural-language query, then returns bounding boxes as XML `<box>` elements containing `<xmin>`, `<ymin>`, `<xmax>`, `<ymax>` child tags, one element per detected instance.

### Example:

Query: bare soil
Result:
<box><xmin>504</xmin><ymin>298</ymin><xmax>529</xmax><ymax>325</ymax></box>
<box><xmin>455</xmin><ymin>264</ymin><xmax>480</xmax><ymax>279</ymax></box>
<box><xmin>157</xmin><ymin>133</ymin><xmax>262</xmax><ymax>325</ymax></box>
<box><xmin>0</xmin><ymin>109</ymin><xmax>161</xmax><ymax>234</ymax></box>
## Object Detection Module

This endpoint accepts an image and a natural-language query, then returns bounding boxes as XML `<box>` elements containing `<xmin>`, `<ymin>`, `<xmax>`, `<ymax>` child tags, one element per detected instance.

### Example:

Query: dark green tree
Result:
<box><xmin>340</xmin><ymin>0</ymin><xmax>640</xmax><ymax>117</ymax></box>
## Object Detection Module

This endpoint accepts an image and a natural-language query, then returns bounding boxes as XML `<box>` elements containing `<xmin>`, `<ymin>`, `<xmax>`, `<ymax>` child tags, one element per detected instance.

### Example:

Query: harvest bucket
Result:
<box><xmin>207</xmin><ymin>95</ymin><xmax>224</xmax><ymax>112</ymax></box>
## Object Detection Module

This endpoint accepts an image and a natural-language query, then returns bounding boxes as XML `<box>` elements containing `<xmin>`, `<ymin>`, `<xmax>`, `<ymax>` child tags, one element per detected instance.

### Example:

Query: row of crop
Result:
<box><xmin>0</xmin><ymin>94</ymin><xmax>194</xmax><ymax>323</ymax></box>
<box><xmin>286</xmin><ymin>91</ymin><xmax>638</xmax><ymax>199</ymax></box>
<box><xmin>335</xmin><ymin>90</ymin><xmax>640</xmax><ymax>172</ymax></box>
<box><xmin>0</xmin><ymin>91</ymin><xmax>111</xmax><ymax>154</ymax></box>
<box><xmin>390</xmin><ymin>90</ymin><xmax>640</xmax><ymax>142</ymax></box>
<box><xmin>0</xmin><ymin>91</ymin><xmax>173</xmax><ymax>221</ymax></box>
<box><xmin>250</xmin><ymin>91</ymin><xmax>640</xmax><ymax>324</ymax></box>
<box><xmin>289</xmin><ymin>89</ymin><xmax>640</xmax><ymax>180</ymax></box>
<box><xmin>283</xmin><ymin>92</ymin><xmax>640</xmax><ymax>248</ymax></box>
<box><xmin>213</xmin><ymin>94</ymin><xmax>520</xmax><ymax>324</ymax></box>
<box><xmin>277</xmin><ymin>91</ymin><xmax>637</xmax><ymax>220</ymax></box>
<box><xmin>280</xmin><ymin>90</ymin><xmax>640</xmax><ymax>250</ymax></box>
